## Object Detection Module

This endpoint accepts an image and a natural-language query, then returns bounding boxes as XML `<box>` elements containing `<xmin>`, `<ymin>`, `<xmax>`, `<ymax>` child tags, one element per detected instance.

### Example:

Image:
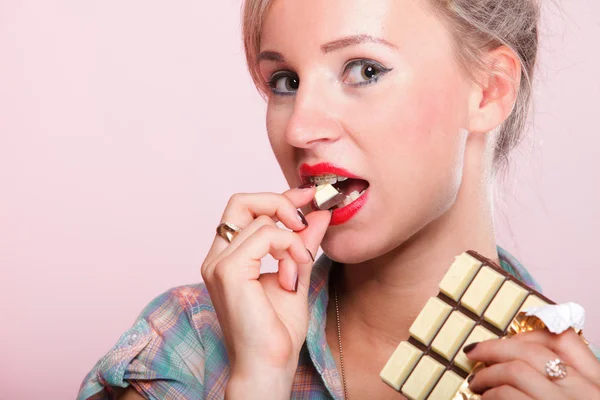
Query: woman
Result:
<box><xmin>78</xmin><ymin>0</ymin><xmax>600</xmax><ymax>399</ymax></box>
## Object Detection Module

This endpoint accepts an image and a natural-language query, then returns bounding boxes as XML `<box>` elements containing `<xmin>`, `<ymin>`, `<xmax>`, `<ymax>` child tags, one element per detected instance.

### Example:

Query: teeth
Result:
<box><xmin>336</xmin><ymin>189</ymin><xmax>368</xmax><ymax>209</ymax></box>
<box><xmin>309</xmin><ymin>174</ymin><xmax>350</xmax><ymax>185</ymax></box>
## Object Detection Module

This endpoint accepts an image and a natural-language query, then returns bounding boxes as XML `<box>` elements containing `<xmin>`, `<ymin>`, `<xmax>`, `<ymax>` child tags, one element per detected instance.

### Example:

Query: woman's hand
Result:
<box><xmin>465</xmin><ymin>329</ymin><xmax>600</xmax><ymax>399</ymax></box>
<box><xmin>200</xmin><ymin>185</ymin><xmax>330</xmax><ymax>399</ymax></box>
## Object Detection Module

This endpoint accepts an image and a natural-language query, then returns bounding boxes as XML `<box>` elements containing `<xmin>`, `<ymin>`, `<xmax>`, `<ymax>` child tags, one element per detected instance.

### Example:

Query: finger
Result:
<box><xmin>208</xmin><ymin>215</ymin><xmax>305</xmax><ymax>280</ymax></box>
<box><xmin>203</xmin><ymin>215</ymin><xmax>277</xmax><ymax>278</ymax></box>
<box><xmin>221</xmin><ymin>225</ymin><xmax>312</xmax><ymax>285</ymax></box>
<box><xmin>481</xmin><ymin>385</ymin><xmax>533</xmax><ymax>400</ymax></box>
<box><xmin>219</xmin><ymin>215</ymin><xmax>279</xmax><ymax>256</ymax></box>
<box><xmin>512</xmin><ymin>329</ymin><xmax>600</xmax><ymax>385</ymax></box>
<box><xmin>469</xmin><ymin>360</ymin><xmax>560</xmax><ymax>399</ymax></box>
<box><xmin>465</xmin><ymin>336</ymin><xmax>594</xmax><ymax>393</ymax></box>
<box><xmin>471</xmin><ymin>359</ymin><xmax>597</xmax><ymax>400</ymax></box>
<box><xmin>277</xmin><ymin>257</ymin><xmax>299</xmax><ymax>292</ymax></box>
<box><xmin>204</xmin><ymin>187</ymin><xmax>316</xmax><ymax>269</ymax></box>
<box><xmin>465</xmin><ymin>338</ymin><xmax>564</xmax><ymax>377</ymax></box>
<box><xmin>294</xmin><ymin>210</ymin><xmax>332</xmax><ymax>292</ymax></box>
<box><xmin>221</xmin><ymin>187</ymin><xmax>316</xmax><ymax>231</ymax></box>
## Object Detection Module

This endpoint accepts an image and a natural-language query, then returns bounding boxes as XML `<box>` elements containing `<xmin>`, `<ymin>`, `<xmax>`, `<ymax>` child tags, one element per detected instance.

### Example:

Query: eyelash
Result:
<box><xmin>266</xmin><ymin>59</ymin><xmax>393</xmax><ymax>96</ymax></box>
<box><xmin>267</xmin><ymin>72</ymin><xmax>297</xmax><ymax>97</ymax></box>
<box><xmin>343</xmin><ymin>59</ymin><xmax>393</xmax><ymax>87</ymax></box>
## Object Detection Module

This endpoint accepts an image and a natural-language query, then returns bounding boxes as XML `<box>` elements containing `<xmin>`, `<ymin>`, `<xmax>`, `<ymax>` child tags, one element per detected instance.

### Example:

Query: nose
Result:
<box><xmin>284</xmin><ymin>79</ymin><xmax>343</xmax><ymax>149</ymax></box>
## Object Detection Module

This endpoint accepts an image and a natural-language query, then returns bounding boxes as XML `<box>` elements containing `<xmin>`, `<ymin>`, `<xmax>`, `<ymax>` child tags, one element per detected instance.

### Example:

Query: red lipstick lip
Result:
<box><xmin>330</xmin><ymin>188</ymin><xmax>369</xmax><ymax>225</ymax></box>
<box><xmin>299</xmin><ymin>163</ymin><xmax>364</xmax><ymax>183</ymax></box>
<box><xmin>300</xmin><ymin>163</ymin><xmax>369</xmax><ymax>225</ymax></box>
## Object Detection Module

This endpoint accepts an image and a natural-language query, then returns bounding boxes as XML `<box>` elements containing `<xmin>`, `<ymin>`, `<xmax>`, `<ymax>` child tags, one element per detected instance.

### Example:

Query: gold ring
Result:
<box><xmin>216</xmin><ymin>222</ymin><xmax>242</xmax><ymax>243</ymax></box>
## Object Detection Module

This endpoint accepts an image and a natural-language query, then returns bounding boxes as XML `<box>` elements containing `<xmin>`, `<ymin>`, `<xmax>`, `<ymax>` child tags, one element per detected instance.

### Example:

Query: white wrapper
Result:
<box><xmin>524</xmin><ymin>302</ymin><xmax>585</xmax><ymax>334</ymax></box>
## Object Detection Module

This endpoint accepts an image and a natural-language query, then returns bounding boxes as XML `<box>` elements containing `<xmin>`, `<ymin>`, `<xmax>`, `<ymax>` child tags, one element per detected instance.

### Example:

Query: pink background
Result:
<box><xmin>0</xmin><ymin>1</ymin><xmax>598</xmax><ymax>398</ymax></box>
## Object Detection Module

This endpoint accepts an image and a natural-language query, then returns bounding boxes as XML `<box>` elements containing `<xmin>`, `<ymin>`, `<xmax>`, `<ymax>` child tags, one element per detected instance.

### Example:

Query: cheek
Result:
<box><xmin>344</xmin><ymin>74</ymin><xmax>469</xmax><ymax>170</ymax></box>
<box><xmin>266</xmin><ymin>102</ymin><xmax>297</xmax><ymax>181</ymax></box>
<box><xmin>342</xmin><ymin>70</ymin><xmax>470</xmax><ymax>223</ymax></box>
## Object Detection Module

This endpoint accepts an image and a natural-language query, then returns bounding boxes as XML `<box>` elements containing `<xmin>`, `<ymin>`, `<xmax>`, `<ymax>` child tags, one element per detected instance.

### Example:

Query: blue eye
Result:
<box><xmin>342</xmin><ymin>60</ymin><xmax>392</xmax><ymax>86</ymax></box>
<box><xmin>268</xmin><ymin>72</ymin><xmax>299</xmax><ymax>96</ymax></box>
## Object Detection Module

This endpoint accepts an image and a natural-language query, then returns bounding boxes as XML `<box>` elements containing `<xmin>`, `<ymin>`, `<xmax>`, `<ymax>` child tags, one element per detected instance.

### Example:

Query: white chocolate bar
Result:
<box><xmin>409</xmin><ymin>297</ymin><xmax>453</xmax><ymax>346</ymax></box>
<box><xmin>519</xmin><ymin>295</ymin><xmax>549</xmax><ymax>314</ymax></box>
<box><xmin>401</xmin><ymin>356</ymin><xmax>445</xmax><ymax>400</ymax></box>
<box><xmin>439</xmin><ymin>253</ymin><xmax>482</xmax><ymax>301</ymax></box>
<box><xmin>454</xmin><ymin>325</ymin><xmax>498</xmax><ymax>372</ymax></box>
<box><xmin>484</xmin><ymin>280</ymin><xmax>529</xmax><ymax>330</ymax></box>
<box><xmin>431</xmin><ymin>311</ymin><xmax>475</xmax><ymax>360</ymax></box>
<box><xmin>460</xmin><ymin>267</ymin><xmax>505</xmax><ymax>316</ymax></box>
<box><xmin>379</xmin><ymin>341</ymin><xmax>423</xmax><ymax>390</ymax></box>
<box><xmin>380</xmin><ymin>251</ymin><xmax>555</xmax><ymax>399</ymax></box>
<box><xmin>427</xmin><ymin>371</ymin><xmax>464</xmax><ymax>400</ymax></box>
<box><xmin>313</xmin><ymin>184</ymin><xmax>345</xmax><ymax>210</ymax></box>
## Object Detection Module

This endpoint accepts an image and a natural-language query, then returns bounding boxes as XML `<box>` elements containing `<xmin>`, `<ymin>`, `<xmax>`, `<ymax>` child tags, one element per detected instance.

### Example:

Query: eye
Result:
<box><xmin>268</xmin><ymin>72</ymin><xmax>300</xmax><ymax>96</ymax></box>
<box><xmin>342</xmin><ymin>60</ymin><xmax>392</xmax><ymax>86</ymax></box>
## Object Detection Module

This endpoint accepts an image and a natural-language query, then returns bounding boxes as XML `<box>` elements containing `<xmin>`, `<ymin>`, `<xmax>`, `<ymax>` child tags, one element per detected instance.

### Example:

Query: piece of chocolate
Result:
<box><xmin>427</xmin><ymin>371</ymin><xmax>464</xmax><ymax>400</ymax></box>
<box><xmin>401</xmin><ymin>356</ymin><xmax>445</xmax><ymax>400</ymax></box>
<box><xmin>408</xmin><ymin>298</ymin><xmax>453</xmax><ymax>346</ymax></box>
<box><xmin>313</xmin><ymin>184</ymin><xmax>346</xmax><ymax>210</ymax></box>
<box><xmin>380</xmin><ymin>251</ymin><xmax>556</xmax><ymax>400</ymax></box>
<box><xmin>380</xmin><ymin>342</ymin><xmax>423</xmax><ymax>390</ymax></box>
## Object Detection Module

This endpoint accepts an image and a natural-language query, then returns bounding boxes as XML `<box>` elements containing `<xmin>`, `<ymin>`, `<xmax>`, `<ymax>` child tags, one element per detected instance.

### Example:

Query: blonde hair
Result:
<box><xmin>241</xmin><ymin>0</ymin><xmax>540</xmax><ymax>166</ymax></box>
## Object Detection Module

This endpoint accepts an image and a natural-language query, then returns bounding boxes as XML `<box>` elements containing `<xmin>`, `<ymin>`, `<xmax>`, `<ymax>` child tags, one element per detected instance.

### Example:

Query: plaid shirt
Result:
<box><xmin>77</xmin><ymin>247</ymin><xmax>597</xmax><ymax>399</ymax></box>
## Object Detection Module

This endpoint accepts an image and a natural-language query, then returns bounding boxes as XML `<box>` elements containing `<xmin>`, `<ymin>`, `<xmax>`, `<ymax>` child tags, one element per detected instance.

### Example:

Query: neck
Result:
<box><xmin>331</xmin><ymin>168</ymin><xmax>498</xmax><ymax>348</ymax></box>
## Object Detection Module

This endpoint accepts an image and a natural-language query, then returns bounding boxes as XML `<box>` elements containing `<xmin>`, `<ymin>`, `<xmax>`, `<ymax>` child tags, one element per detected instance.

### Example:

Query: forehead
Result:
<box><xmin>260</xmin><ymin>0</ymin><xmax>443</xmax><ymax>52</ymax></box>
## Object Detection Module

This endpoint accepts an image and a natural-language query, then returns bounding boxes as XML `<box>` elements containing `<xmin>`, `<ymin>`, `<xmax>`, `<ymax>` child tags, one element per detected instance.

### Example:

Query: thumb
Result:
<box><xmin>295</xmin><ymin>210</ymin><xmax>331</xmax><ymax>291</ymax></box>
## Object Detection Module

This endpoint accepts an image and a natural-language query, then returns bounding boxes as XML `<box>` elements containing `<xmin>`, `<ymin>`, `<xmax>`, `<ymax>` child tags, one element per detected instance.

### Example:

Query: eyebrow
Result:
<box><xmin>257</xmin><ymin>51</ymin><xmax>285</xmax><ymax>63</ymax></box>
<box><xmin>257</xmin><ymin>34</ymin><xmax>396</xmax><ymax>65</ymax></box>
<box><xmin>321</xmin><ymin>34</ymin><xmax>397</xmax><ymax>53</ymax></box>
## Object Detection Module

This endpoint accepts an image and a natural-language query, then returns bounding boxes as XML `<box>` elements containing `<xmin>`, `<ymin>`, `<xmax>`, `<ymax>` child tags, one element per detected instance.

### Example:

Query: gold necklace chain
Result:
<box><xmin>334</xmin><ymin>284</ymin><xmax>349</xmax><ymax>400</ymax></box>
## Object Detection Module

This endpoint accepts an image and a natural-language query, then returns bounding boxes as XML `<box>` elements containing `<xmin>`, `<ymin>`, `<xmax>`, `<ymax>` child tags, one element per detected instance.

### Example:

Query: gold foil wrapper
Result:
<box><xmin>507</xmin><ymin>311</ymin><xmax>587</xmax><ymax>342</ymax></box>
<box><xmin>452</xmin><ymin>362</ymin><xmax>485</xmax><ymax>400</ymax></box>
<box><xmin>453</xmin><ymin>312</ymin><xmax>564</xmax><ymax>400</ymax></box>
<box><xmin>506</xmin><ymin>311</ymin><xmax>549</xmax><ymax>337</ymax></box>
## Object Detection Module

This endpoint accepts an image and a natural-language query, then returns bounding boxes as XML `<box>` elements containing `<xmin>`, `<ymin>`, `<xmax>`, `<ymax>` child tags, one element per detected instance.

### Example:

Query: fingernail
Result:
<box><xmin>298</xmin><ymin>183</ymin><xmax>315</xmax><ymax>189</ymax></box>
<box><xmin>297</xmin><ymin>209</ymin><xmax>309</xmax><ymax>227</ymax></box>
<box><xmin>306</xmin><ymin>248</ymin><xmax>315</xmax><ymax>262</ymax></box>
<box><xmin>463</xmin><ymin>342</ymin><xmax>479</xmax><ymax>354</ymax></box>
<box><xmin>293</xmin><ymin>274</ymin><xmax>299</xmax><ymax>292</ymax></box>
<box><xmin>467</xmin><ymin>374</ymin><xmax>476</xmax><ymax>384</ymax></box>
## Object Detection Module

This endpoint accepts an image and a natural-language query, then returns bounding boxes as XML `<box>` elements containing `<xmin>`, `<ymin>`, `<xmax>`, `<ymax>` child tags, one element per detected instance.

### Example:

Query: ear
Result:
<box><xmin>467</xmin><ymin>46</ymin><xmax>522</xmax><ymax>134</ymax></box>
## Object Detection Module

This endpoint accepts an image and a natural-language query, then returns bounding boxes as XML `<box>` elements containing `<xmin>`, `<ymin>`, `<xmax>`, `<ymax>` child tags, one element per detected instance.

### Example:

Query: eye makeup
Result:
<box><xmin>265</xmin><ymin>57</ymin><xmax>393</xmax><ymax>96</ymax></box>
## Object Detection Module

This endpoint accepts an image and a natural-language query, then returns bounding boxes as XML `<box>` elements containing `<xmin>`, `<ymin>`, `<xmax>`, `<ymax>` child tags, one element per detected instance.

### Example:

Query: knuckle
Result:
<box><xmin>227</xmin><ymin>193</ymin><xmax>247</xmax><ymax>208</ymax></box>
<box><xmin>280</xmin><ymin>196</ymin><xmax>295</xmax><ymax>209</ymax></box>
<box><xmin>522</xmin><ymin>343</ymin><xmax>545</xmax><ymax>360</ymax></box>
<box><xmin>200</xmin><ymin>260</ymin><xmax>215</xmax><ymax>283</ymax></box>
<box><xmin>212</xmin><ymin>259</ymin><xmax>231</xmax><ymax>281</ymax></box>
<box><xmin>556</xmin><ymin>329</ymin><xmax>577</xmax><ymax>348</ymax></box>
<box><xmin>255</xmin><ymin>214</ymin><xmax>275</xmax><ymax>226</ymax></box>
<box><xmin>506</xmin><ymin>360</ymin><xmax>528</xmax><ymax>378</ymax></box>
<box><xmin>279</xmin><ymin>229</ymin><xmax>297</xmax><ymax>244</ymax></box>
<box><xmin>291</xmin><ymin>231</ymin><xmax>305</xmax><ymax>246</ymax></box>
<box><xmin>200</xmin><ymin>262</ymin><xmax>209</xmax><ymax>279</ymax></box>
<box><xmin>257</xmin><ymin>224</ymin><xmax>276</xmax><ymax>236</ymax></box>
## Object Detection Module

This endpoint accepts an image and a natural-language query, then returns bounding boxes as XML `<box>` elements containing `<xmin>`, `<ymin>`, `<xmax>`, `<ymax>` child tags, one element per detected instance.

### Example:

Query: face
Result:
<box><xmin>259</xmin><ymin>0</ymin><xmax>476</xmax><ymax>263</ymax></box>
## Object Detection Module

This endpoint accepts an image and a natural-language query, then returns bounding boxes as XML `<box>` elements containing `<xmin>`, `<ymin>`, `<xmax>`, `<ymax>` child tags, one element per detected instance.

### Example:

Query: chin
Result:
<box><xmin>320</xmin><ymin>227</ymin><xmax>401</xmax><ymax>265</ymax></box>
<box><xmin>320</xmin><ymin>207</ymin><xmax>449</xmax><ymax>265</ymax></box>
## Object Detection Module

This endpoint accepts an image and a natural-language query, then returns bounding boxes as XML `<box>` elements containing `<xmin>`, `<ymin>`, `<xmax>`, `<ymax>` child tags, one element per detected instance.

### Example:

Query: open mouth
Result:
<box><xmin>308</xmin><ymin>174</ymin><xmax>370</xmax><ymax>210</ymax></box>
